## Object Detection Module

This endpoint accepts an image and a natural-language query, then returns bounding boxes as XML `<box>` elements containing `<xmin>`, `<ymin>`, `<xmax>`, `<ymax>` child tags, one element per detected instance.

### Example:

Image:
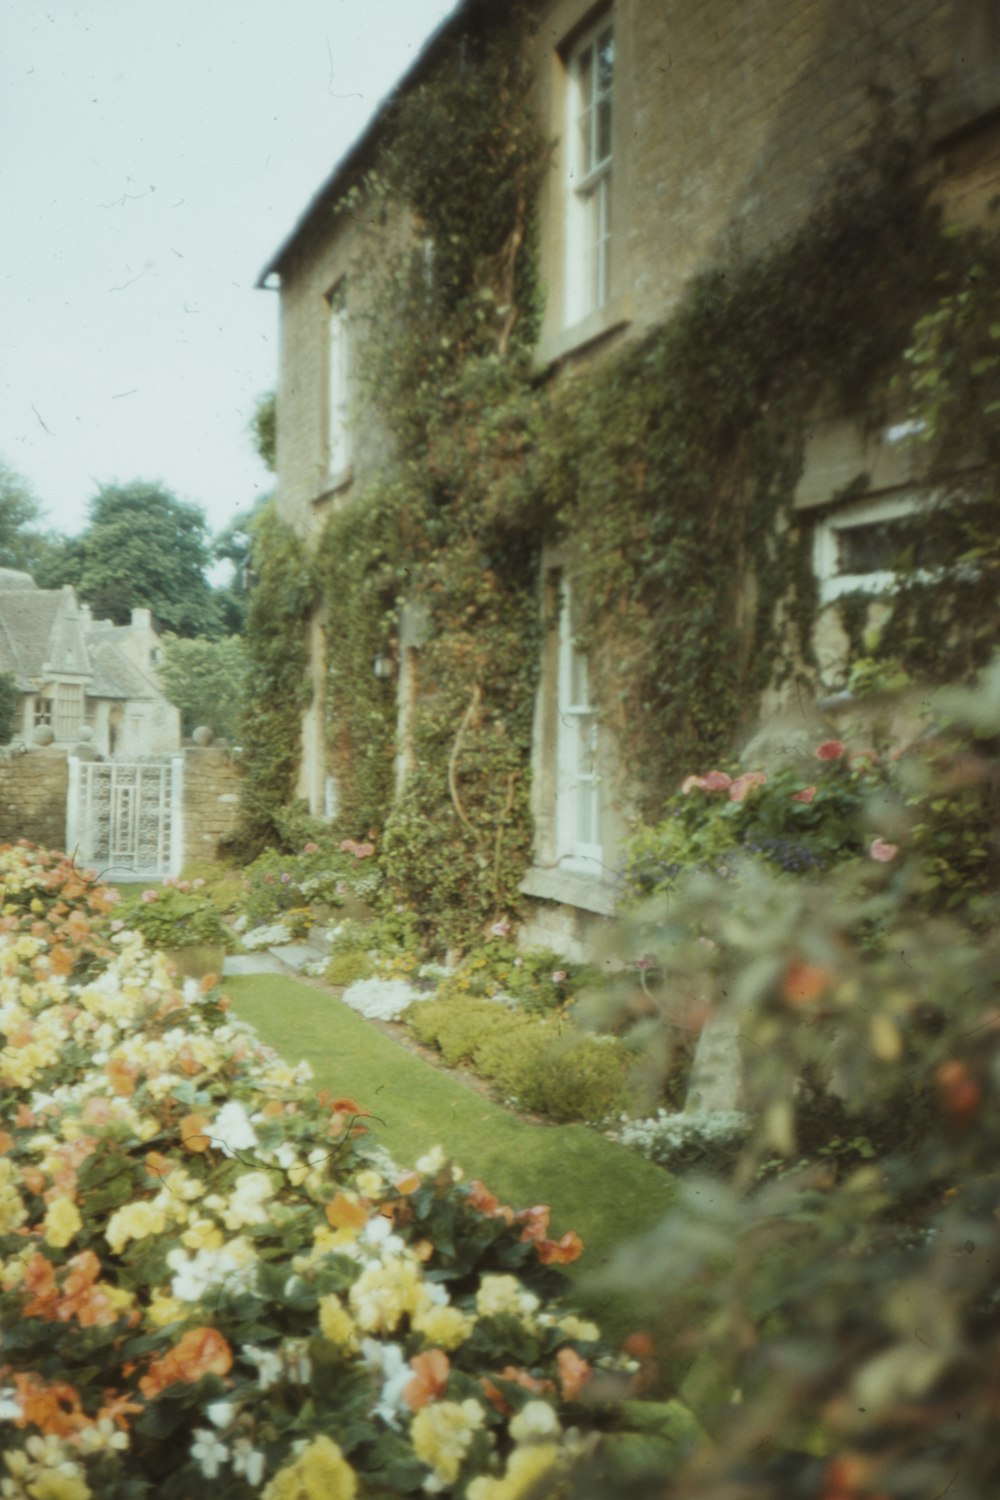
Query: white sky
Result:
<box><xmin>0</xmin><ymin>0</ymin><xmax>456</xmax><ymax>540</ymax></box>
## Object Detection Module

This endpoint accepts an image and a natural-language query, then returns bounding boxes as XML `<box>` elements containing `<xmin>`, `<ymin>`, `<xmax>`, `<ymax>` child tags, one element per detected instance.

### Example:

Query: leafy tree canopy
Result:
<box><xmin>71</xmin><ymin>481</ymin><xmax>222</xmax><ymax>638</ymax></box>
<box><xmin>157</xmin><ymin>632</ymin><xmax>247</xmax><ymax>741</ymax></box>
<box><xmin>0</xmin><ymin>460</ymin><xmax>57</xmax><ymax>577</ymax></box>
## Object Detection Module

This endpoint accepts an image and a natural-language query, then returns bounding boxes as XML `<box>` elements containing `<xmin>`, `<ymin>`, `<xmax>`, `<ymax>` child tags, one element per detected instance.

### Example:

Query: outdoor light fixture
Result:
<box><xmin>372</xmin><ymin>653</ymin><xmax>394</xmax><ymax>679</ymax></box>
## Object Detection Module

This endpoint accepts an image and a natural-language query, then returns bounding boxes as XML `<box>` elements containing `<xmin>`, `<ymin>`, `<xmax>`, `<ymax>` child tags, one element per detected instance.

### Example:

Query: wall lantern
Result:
<box><xmin>372</xmin><ymin>653</ymin><xmax>394</xmax><ymax>680</ymax></box>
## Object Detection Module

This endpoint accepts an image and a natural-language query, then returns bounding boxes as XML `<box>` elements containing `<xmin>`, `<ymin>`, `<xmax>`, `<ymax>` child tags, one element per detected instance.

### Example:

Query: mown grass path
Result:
<box><xmin>226</xmin><ymin>973</ymin><xmax>672</xmax><ymax>1334</ymax></box>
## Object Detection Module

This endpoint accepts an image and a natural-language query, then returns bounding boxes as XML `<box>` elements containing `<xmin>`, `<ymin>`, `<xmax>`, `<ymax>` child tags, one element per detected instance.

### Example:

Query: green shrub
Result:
<box><xmin>517</xmin><ymin>1033</ymin><xmax>634</xmax><ymax>1123</ymax></box>
<box><xmin>407</xmin><ymin>996</ymin><xmax>519</xmax><ymax>1068</ymax></box>
<box><xmin>324</xmin><ymin>948</ymin><xmax>375</xmax><ymax>987</ymax></box>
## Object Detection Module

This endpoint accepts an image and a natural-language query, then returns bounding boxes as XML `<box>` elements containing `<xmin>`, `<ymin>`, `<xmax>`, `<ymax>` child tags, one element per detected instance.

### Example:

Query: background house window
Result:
<box><xmin>53</xmin><ymin>683</ymin><xmax>84</xmax><ymax>741</ymax></box>
<box><xmin>565</xmin><ymin>15</ymin><xmax>614</xmax><ymax>324</ymax></box>
<box><xmin>811</xmin><ymin>492</ymin><xmax>969</xmax><ymax>603</ymax></box>
<box><xmin>556</xmin><ymin>585</ymin><xmax>602</xmax><ymax>870</ymax></box>
<box><xmin>34</xmin><ymin>696</ymin><xmax>53</xmax><ymax>728</ymax></box>
<box><xmin>326</xmin><ymin>283</ymin><xmax>351</xmax><ymax>477</ymax></box>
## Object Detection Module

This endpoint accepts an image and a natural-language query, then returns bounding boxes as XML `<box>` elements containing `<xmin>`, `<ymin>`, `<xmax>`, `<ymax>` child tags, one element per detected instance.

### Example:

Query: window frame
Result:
<box><xmin>814</xmin><ymin>492</ymin><xmax>924</xmax><ymax>604</ymax></box>
<box><xmin>564</xmin><ymin>12</ymin><xmax>615</xmax><ymax>327</ymax></box>
<box><xmin>325</xmin><ymin>281</ymin><xmax>352</xmax><ymax>480</ymax></box>
<box><xmin>555</xmin><ymin>583</ymin><xmax>603</xmax><ymax>872</ymax></box>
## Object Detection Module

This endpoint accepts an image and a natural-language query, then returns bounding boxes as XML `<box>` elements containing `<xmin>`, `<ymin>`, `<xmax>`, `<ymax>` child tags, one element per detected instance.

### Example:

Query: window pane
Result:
<box><xmin>596</xmin><ymin>28</ymin><xmax>614</xmax><ymax>93</ymax></box>
<box><xmin>596</xmin><ymin>97</ymin><xmax>612</xmax><ymax>165</ymax></box>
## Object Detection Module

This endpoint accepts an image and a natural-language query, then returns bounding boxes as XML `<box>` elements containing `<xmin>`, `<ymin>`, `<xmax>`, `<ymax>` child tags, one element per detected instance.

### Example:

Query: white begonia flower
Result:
<box><xmin>360</xmin><ymin>1213</ymin><xmax>405</xmax><ymax>1257</ymax></box>
<box><xmin>191</xmin><ymin>1428</ymin><xmax>229</xmax><ymax>1479</ymax></box>
<box><xmin>510</xmin><ymin>1401</ymin><xmax>561</xmax><ymax>1443</ymax></box>
<box><xmin>73</xmin><ymin>1416</ymin><xmax>130</xmax><ymax>1455</ymax></box>
<box><xmin>167</xmin><ymin>1240</ymin><xmax>257</xmax><ymax>1303</ymax></box>
<box><xmin>243</xmin><ymin>1343</ymin><xmax>283</xmax><ymax>1391</ymax></box>
<box><xmin>415</xmin><ymin>1145</ymin><xmax>446</xmax><ymax>1175</ymax></box>
<box><xmin>206</xmin><ymin>1400</ymin><xmax>235</xmax><ymax>1429</ymax></box>
<box><xmin>361</xmin><ymin>1338</ymin><xmax>412</xmax><ymax>1427</ymax></box>
<box><xmin>232</xmin><ymin>1437</ymin><xmax>266</xmax><ymax>1487</ymax></box>
<box><xmin>283</xmin><ymin>1338</ymin><xmax>313</xmax><ymax>1385</ymax></box>
<box><xmin>211</xmin><ymin>1100</ymin><xmax>259</xmax><ymax>1157</ymax></box>
<box><xmin>221</xmin><ymin>1171</ymin><xmax>273</xmax><ymax>1229</ymax></box>
<box><xmin>0</xmin><ymin>1387</ymin><xmax>20</xmax><ymax>1420</ymax></box>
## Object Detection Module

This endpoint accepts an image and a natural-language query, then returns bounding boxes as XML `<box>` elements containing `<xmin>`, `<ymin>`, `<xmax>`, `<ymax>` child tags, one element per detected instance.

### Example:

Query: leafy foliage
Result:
<box><xmin>158</xmin><ymin>632</ymin><xmax>247</xmax><ymax>740</ymax></box>
<box><xmin>61</xmin><ymin>481</ymin><xmax>223</xmax><ymax>638</ymax></box>
<box><xmin>226</xmin><ymin>505</ymin><xmax>315</xmax><ymax>857</ymax></box>
<box><xmin>0</xmin><ymin>459</ymin><xmax>55</xmax><ymax>575</ymax></box>
<box><xmin>0</xmin><ymin>670</ymin><xmax>18</xmax><ymax>744</ymax></box>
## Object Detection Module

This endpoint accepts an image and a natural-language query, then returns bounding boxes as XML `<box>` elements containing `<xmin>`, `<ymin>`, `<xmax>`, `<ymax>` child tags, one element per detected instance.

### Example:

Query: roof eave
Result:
<box><xmin>254</xmin><ymin>0</ymin><xmax>476</xmax><ymax>290</ymax></box>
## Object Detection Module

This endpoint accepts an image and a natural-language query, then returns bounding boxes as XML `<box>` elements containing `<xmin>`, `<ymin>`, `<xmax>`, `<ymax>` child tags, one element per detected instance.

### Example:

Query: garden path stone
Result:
<box><xmin>222</xmin><ymin>952</ymin><xmax>288</xmax><ymax>976</ymax></box>
<box><xmin>268</xmin><ymin>943</ymin><xmax>319</xmax><ymax>972</ymax></box>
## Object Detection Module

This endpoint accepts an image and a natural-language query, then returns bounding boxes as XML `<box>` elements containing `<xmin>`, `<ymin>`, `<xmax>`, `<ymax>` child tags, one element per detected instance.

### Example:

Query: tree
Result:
<box><xmin>249</xmin><ymin>391</ymin><xmax>276</xmax><ymax>473</ymax></box>
<box><xmin>211</xmin><ymin>497</ymin><xmax>269</xmax><ymax>635</ymax></box>
<box><xmin>156</xmin><ymin>633</ymin><xmax>247</xmax><ymax>741</ymax></box>
<box><xmin>0</xmin><ymin>460</ymin><xmax>56</xmax><ymax>576</ymax></box>
<box><xmin>0</xmin><ymin>672</ymin><xmax>18</xmax><ymax>744</ymax></box>
<box><xmin>72</xmin><ymin>482</ymin><xmax>222</xmax><ymax>638</ymax></box>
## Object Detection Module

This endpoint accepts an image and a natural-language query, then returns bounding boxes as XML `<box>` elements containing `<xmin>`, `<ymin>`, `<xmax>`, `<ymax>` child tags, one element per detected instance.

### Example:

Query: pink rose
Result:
<box><xmin>141</xmin><ymin>889</ymin><xmax>158</xmax><ymax>903</ymax></box>
<box><xmin>551</xmin><ymin>970</ymin><xmax>567</xmax><ymax>984</ymax></box>
<box><xmin>192</xmin><ymin>878</ymin><xmax>206</xmax><ymax>889</ymax></box>
<box><xmin>728</xmin><ymin>771</ymin><xmax>767</xmax><ymax>802</ymax></box>
<box><xmin>681</xmin><ymin>770</ymin><xmax>732</xmax><ymax>794</ymax></box>
<box><xmin>490</xmin><ymin>919</ymin><xmax>510</xmax><ymax>938</ymax></box>
<box><xmin>815</xmin><ymin>740</ymin><xmax>846</xmax><ymax>761</ymax></box>
<box><xmin>868</xmin><ymin>837</ymin><xmax>899</xmax><ymax>862</ymax></box>
<box><xmin>303</xmin><ymin>842</ymin><xmax>318</xmax><ymax>854</ymax></box>
<box><xmin>791</xmin><ymin>786</ymin><xmax>817</xmax><ymax>804</ymax></box>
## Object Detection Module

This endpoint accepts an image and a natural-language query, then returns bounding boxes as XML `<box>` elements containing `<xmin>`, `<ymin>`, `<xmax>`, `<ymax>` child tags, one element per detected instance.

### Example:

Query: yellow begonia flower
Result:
<box><xmin>146</xmin><ymin>1293</ymin><xmax>185</xmax><ymax>1327</ymax></box>
<box><xmin>105</xmin><ymin>1199</ymin><xmax>167</xmax><ymax>1256</ymax></box>
<box><xmin>43</xmin><ymin>1197</ymin><xmax>83</xmax><ymax>1250</ymax></box>
<box><xmin>181</xmin><ymin>1218</ymin><xmax>225</xmax><ymax>1251</ymax></box>
<box><xmin>354</xmin><ymin>1169</ymin><xmax>383</xmax><ymax>1197</ymax></box>
<box><xmin>262</xmin><ymin>1434</ymin><xmax>357</xmax><ymax>1500</ymax></box>
<box><xmin>475</xmin><ymin>1274</ymin><xmax>540</xmax><ymax>1322</ymax></box>
<box><xmin>411</xmin><ymin>1398</ymin><xmax>486</xmax><ymax>1488</ymax></box>
<box><xmin>556</xmin><ymin>1314</ymin><xmax>600</xmax><ymax>1343</ymax></box>
<box><xmin>412</xmin><ymin>1302</ymin><xmax>475</xmax><ymax>1352</ymax></box>
<box><xmin>318</xmin><ymin>1294</ymin><xmax>359</xmax><ymax>1351</ymax></box>
<box><xmin>466</xmin><ymin>1442</ymin><xmax>563</xmax><ymax>1500</ymax></box>
<box><xmin>348</xmin><ymin>1255</ymin><xmax>426</xmax><ymax>1334</ymax></box>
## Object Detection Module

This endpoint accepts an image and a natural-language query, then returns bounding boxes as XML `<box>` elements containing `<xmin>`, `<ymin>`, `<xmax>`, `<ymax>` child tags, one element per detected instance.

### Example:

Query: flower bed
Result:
<box><xmin>0</xmin><ymin>842</ymin><xmax>694</xmax><ymax>1498</ymax></box>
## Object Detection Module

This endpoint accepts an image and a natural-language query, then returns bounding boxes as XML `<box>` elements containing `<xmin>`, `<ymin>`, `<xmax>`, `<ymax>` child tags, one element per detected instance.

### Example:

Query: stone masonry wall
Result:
<box><xmin>181</xmin><ymin>746</ymin><xmax>242</xmax><ymax>868</ymax></box>
<box><xmin>0</xmin><ymin>748</ymin><xmax>70</xmax><ymax>851</ymax></box>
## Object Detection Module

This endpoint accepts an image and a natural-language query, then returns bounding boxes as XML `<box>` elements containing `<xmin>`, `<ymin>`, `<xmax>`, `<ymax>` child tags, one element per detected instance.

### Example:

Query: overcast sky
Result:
<box><xmin>0</xmin><ymin>0</ymin><xmax>456</xmax><ymax>541</ymax></box>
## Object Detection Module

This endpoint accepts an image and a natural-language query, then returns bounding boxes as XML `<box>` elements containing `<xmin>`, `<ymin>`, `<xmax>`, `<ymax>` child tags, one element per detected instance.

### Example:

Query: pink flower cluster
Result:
<box><xmin>681</xmin><ymin>769</ymin><xmax>767</xmax><ymax>802</ymax></box>
<box><xmin>339</xmin><ymin>839</ymin><xmax>376</xmax><ymax>860</ymax></box>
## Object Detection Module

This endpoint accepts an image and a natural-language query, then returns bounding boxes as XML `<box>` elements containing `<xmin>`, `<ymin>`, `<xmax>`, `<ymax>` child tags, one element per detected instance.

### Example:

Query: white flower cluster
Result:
<box><xmin>614</xmin><ymin>1109</ymin><xmax>751</xmax><ymax>1169</ymax></box>
<box><xmin>339</xmin><ymin>976</ymin><xmax>425</xmax><ymax>1021</ymax></box>
<box><xmin>241</xmin><ymin>920</ymin><xmax>294</xmax><ymax>950</ymax></box>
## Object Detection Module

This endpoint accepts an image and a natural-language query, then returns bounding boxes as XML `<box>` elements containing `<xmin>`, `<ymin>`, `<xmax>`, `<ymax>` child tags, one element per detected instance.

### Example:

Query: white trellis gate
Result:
<box><xmin>66</xmin><ymin>757</ymin><xmax>184</xmax><ymax>881</ymax></box>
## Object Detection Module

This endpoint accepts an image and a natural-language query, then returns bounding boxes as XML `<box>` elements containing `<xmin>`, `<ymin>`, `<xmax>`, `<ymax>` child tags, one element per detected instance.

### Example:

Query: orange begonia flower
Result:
<box><xmin>139</xmin><ymin>1326</ymin><xmax>233</xmax><ymax>1398</ymax></box>
<box><xmin>395</xmin><ymin>1170</ymin><xmax>421</xmax><ymax>1196</ymax></box>
<box><xmin>105</xmin><ymin>1057</ymin><xmax>139</xmax><ymax>1098</ymax></box>
<box><xmin>13</xmin><ymin>1372</ymin><xmax>88</xmax><ymax>1436</ymax></box>
<box><xmin>406</xmin><ymin>1348</ymin><xmax>450</xmax><ymax>1410</ymax></box>
<box><xmin>516</xmin><ymin>1205</ymin><xmax>551</xmax><ymax>1244</ymax></box>
<box><xmin>179</xmin><ymin>1113</ymin><xmax>212</xmax><ymax>1152</ymax></box>
<box><xmin>325</xmin><ymin>1192</ymin><xmax>368</xmax><ymax>1231</ymax></box>
<box><xmin>557</xmin><ymin>1346</ymin><xmax>591</xmax><ymax>1401</ymax></box>
<box><xmin>97</xmin><ymin>1389</ymin><xmax>144</xmax><ymax>1431</ymax></box>
<box><xmin>536</xmin><ymin>1230</ymin><xmax>584</xmax><ymax>1265</ymax></box>
<box><xmin>0</xmin><ymin>1131</ymin><xmax>12</xmax><ymax>1156</ymax></box>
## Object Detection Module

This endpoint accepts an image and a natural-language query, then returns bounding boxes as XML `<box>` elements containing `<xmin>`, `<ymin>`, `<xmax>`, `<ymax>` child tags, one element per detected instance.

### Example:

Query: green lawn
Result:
<box><xmin>226</xmin><ymin>973</ymin><xmax>672</xmax><ymax>1335</ymax></box>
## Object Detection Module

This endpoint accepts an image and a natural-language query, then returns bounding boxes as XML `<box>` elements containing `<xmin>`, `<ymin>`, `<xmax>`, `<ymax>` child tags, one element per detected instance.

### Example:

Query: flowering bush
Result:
<box><xmin>612</xmin><ymin>1110</ymin><xmax>751</xmax><ymax>1173</ymax></box>
<box><xmin>239</xmin><ymin>842</ymin><xmax>383</xmax><ymax>934</ymax></box>
<box><xmin>118</xmin><ymin>878</ymin><xmax>237</xmax><ymax>953</ymax></box>
<box><xmin>623</xmin><ymin>738</ymin><xmax>891</xmax><ymax>898</ymax></box>
<box><xmin>0</xmin><ymin>842</ymin><xmax>688</xmax><ymax>1497</ymax></box>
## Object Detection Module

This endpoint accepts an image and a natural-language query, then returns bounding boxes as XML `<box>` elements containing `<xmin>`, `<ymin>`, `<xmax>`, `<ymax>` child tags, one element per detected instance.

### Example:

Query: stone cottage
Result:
<box><xmin>0</xmin><ymin>570</ymin><xmax>180</xmax><ymax>757</ymax></box>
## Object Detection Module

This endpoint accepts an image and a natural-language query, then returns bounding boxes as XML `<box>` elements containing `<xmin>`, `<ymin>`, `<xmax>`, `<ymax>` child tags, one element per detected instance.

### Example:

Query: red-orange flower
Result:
<box><xmin>782</xmin><ymin>961</ymin><xmax>834</xmax><ymax>1006</ymax></box>
<box><xmin>536</xmin><ymin>1230</ymin><xmax>584</xmax><ymax>1265</ymax></box>
<box><xmin>815</xmin><ymin>740</ymin><xmax>846</xmax><ymax>761</ymax></box>
<box><xmin>406</xmin><ymin>1348</ymin><xmax>450</xmax><ymax>1410</ymax></box>
<box><xmin>325</xmin><ymin>1192</ymin><xmax>368</xmax><ymax>1231</ymax></box>
<box><xmin>556</xmin><ymin>1346</ymin><xmax>591</xmax><ymax>1400</ymax></box>
<box><xmin>516</xmin><ymin>1205</ymin><xmax>551</xmax><ymax>1244</ymax></box>
<box><xmin>12</xmin><ymin>1372</ymin><xmax>88</xmax><ymax>1436</ymax></box>
<box><xmin>139</xmin><ymin>1326</ymin><xmax>233</xmax><ymax>1398</ymax></box>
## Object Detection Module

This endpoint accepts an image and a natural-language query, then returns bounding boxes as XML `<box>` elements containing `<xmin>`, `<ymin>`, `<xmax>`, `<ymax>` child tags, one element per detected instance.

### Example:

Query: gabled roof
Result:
<box><xmin>0</xmin><ymin>586</ymin><xmax>67</xmax><ymax>686</ymax></box>
<box><xmin>86</xmin><ymin>638</ymin><xmax>159</xmax><ymax>702</ymax></box>
<box><xmin>256</xmin><ymin>0</ymin><xmax>476</xmax><ymax>288</ymax></box>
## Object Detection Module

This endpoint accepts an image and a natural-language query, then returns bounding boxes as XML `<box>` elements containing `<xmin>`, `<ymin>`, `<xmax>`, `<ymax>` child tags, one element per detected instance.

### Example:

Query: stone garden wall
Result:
<box><xmin>0</xmin><ymin>747</ymin><xmax>70</xmax><ymax>850</ymax></box>
<box><xmin>0</xmin><ymin>744</ymin><xmax>243</xmax><ymax>870</ymax></box>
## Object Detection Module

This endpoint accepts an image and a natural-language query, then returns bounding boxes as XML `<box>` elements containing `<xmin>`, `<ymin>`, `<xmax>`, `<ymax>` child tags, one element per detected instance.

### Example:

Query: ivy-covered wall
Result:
<box><xmin>241</xmin><ymin>0</ymin><xmax>1000</xmax><ymax>947</ymax></box>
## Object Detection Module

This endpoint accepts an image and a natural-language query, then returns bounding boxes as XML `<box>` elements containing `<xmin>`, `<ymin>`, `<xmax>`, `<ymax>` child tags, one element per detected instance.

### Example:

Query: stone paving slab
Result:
<box><xmin>268</xmin><ymin>944</ymin><xmax>320</xmax><ymax>973</ymax></box>
<box><xmin>222</xmin><ymin>952</ymin><xmax>288</xmax><ymax>976</ymax></box>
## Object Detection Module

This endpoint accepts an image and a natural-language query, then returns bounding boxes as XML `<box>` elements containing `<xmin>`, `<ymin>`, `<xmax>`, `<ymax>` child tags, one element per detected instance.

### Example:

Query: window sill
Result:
<box><xmin>534</xmin><ymin>295</ymin><xmax>632</xmax><ymax>370</ymax></box>
<box><xmin>519</xmin><ymin>864</ymin><xmax>618</xmax><ymax>917</ymax></box>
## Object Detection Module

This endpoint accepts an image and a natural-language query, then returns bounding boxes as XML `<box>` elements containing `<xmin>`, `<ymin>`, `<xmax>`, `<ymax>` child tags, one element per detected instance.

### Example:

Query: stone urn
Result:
<box><xmin>192</xmin><ymin>726</ymin><xmax>215</xmax><ymax>746</ymax></box>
